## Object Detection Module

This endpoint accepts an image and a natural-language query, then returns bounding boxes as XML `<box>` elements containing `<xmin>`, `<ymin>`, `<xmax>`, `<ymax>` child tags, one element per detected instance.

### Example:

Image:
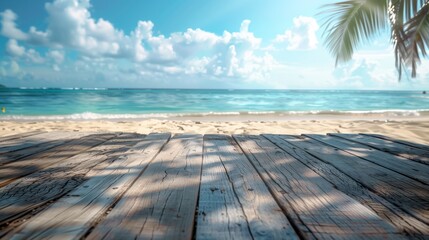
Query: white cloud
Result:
<box><xmin>6</xmin><ymin>39</ymin><xmax>25</xmax><ymax>57</ymax></box>
<box><xmin>43</xmin><ymin>0</ymin><xmax>123</xmax><ymax>56</ymax></box>
<box><xmin>10</xmin><ymin>60</ymin><xmax>20</xmax><ymax>74</ymax></box>
<box><xmin>332</xmin><ymin>58</ymin><xmax>400</xmax><ymax>89</ymax></box>
<box><xmin>26</xmin><ymin>49</ymin><xmax>44</xmax><ymax>63</ymax></box>
<box><xmin>226</xmin><ymin>45</ymin><xmax>238</xmax><ymax>76</ymax></box>
<box><xmin>0</xmin><ymin>0</ymin><xmax>276</xmax><ymax>83</ymax></box>
<box><xmin>5</xmin><ymin>39</ymin><xmax>45</xmax><ymax>63</ymax></box>
<box><xmin>0</xmin><ymin>60</ymin><xmax>34</xmax><ymax>80</ymax></box>
<box><xmin>0</xmin><ymin>10</ymin><xmax>27</xmax><ymax>40</ymax></box>
<box><xmin>47</xmin><ymin>50</ymin><xmax>65</xmax><ymax>64</ymax></box>
<box><xmin>275</xmin><ymin>16</ymin><xmax>319</xmax><ymax>50</ymax></box>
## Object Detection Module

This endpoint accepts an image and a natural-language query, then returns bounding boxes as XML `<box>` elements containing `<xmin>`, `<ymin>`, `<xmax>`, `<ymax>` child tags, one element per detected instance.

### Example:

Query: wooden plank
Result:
<box><xmin>0</xmin><ymin>131</ymin><xmax>44</xmax><ymax>143</ymax></box>
<box><xmin>197</xmin><ymin>134</ymin><xmax>252</xmax><ymax>240</ymax></box>
<box><xmin>362</xmin><ymin>133</ymin><xmax>429</xmax><ymax>152</ymax></box>
<box><xmin>233</xmin><ymin>135</ymin><xmax>401</xmax><ymax>239</ymax></box>
<box><xmin>0</xmin><ymin>133</ymin><xmax>142</xmax><ymax>229</ymax></box>
<box><xmin>264</xmin><ymin>134</ymin><xmax>429</xmax><ymax>238</ymax></box>
<box><xmin>0</xmin><ymin>132</ymin><xmax>86</xmax><ymax>166</ymax></box>
<box><xmin>274</xmin><ymin>134</ymin><xmax>429</xmax><ymax>226</ymax></box>
<box><xmin>305</xmin><ymin>134</ymin><xmax>429</xmax><ymax>185</ymax></box>
<box><xmin>195</xmin><ymin>134</ymin><xmax>297</xmax><ymax>239</ymax></box>
<box><xmin>0</xmin><ymin>132</ymin><xmax>70</xmax><ymax>154</ymax></box>
<box><xmin>333</xmin><ymin>133</ymin><xmax>429</xmax><ymax>165</ymax></box>
<box><xmin>0</xmin><ymin>133</ymin><xmax>116</xmax><ymax>188</ymax></box>
<box><xmin>87</xmin><ymin>134</ymin><xmax>202</xmax><ymax>240</ymax></box>
<box><xmin>5</xmin><ymin>133</ymin><xmax>171</xmax><ymax>240</ymax></box>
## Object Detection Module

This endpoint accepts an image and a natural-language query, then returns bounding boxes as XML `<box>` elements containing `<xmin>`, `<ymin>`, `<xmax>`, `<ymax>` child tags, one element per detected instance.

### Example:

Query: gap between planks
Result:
<box><xmin>305</xmin><ymin>134</ymin><xmax>429</xmax><ymax>185</ymax></box>
<box><xmin>331</xmin><ymin>133</ymin><xmax>429</xmax><ymax>166</ymax></box>
<box><xmin>0</xmin><ymin>133</ymin><xmax>117</xmax><ymax>188</ymax></box>
<box><xmin>0</xmin><ymin>133</ymin><xmax>144</xmax><ymax>235</ymax></box>
<box><xmin>4</xmin><ymin>133</ymin><xmax>171</xmax><ymax>240</ymax></box>
<box><xmin>0</xmin><ymin>132</ymin><xmax>88</xmax><ymax>166</ymax></box>
<box><xmin>233</xmin><ymin>134</ymin><xmax>402</xmax><ymax>239</ymax></box>
<box><xmin>271</xmin><ymin>134</ymin><xmax>429</xmax><ymax>227</ymax></box>
<box><xmin>263</xmin><ymin>134</ymin><xmax>429</xmax><ymax>238</ymax></box>
<box><xmin>196</xmin><ymin>134</ymin><xmax>298</xmax><ymax>240</ymax></box>
<box><xmin>86</xmin><ymin>134</ymin><xmax>201</xmax><ymax>240</ymax></box>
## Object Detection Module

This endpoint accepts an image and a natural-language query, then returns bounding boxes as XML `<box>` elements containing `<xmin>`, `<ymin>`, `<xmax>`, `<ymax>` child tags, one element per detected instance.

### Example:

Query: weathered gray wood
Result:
<box><xmin>0</xmin><ymin>133</ymin><xmax>142</xmax><ymax>229</ymax></box>
<box><xmin>0</xmin><ymin>133</ymin><xmax>115</xmax><ymax>188</ymax></box>
<box><xmin>5</xmin><ymin>133</ymin><xmax>170</xmax><ymax>240</ymax></box>
<box><xmin>264</xmin><ymin>134</ymin><xmax>429</xmax><ymax>238</ymax></box>
<box><xmin>87</xmin><ymin>134</ymin><xmax>202</xmax><ymax>240</ymax></box>
<box><xmin>0</xmin><ymin>132</ymin><xmax>72</xmax><ymax>154</ymax></box>
<box><xmin>275</xmin><ymin>134</ymin><xmax>429</xmax><ymax>226</ymax></box>
<box><xmin>333</xmin><ymin>133</ymin><xmax>429</xmax><ymax>165</ymax></box>
<box><xmin>305</xmin><ymin>134</ymin><xmax>429</xmax><ymax>185</ymax></box>
<box><xmin>0</xmin><ymin>131</ymin><xmax>44</xmax><ymax>143</ymax></box>
<box><xmin>195</xmin><ymin>134</ymin><xmax>297</xmax><ymax>240</ymax></box>
<box><xmin>233</xmin><ymin>135</ymin><xmax>401</xmax><ymax>239</ymax></box>
<box><xmin>0</xmin><ymin>132</ymin><xmax>86</xmax><ymax>166</ymax></box>
<box><xmin>362</xmin><ymin>133</ymin><xmax>429</xmax><ymax>152</ymax></box>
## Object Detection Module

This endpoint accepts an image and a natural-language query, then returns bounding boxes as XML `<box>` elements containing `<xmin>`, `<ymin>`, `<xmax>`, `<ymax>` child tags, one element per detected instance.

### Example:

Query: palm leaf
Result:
<box><xmin>402</xmin><ymin>0</ymin><xmax>427</xmax><ymax>20</ymax></box>
<box><xmin>405</xmin><ymin>1</ymin><xmax>429</xmax><ymax>77</ymax></box>
<box><xmin>389</xmin><ymin>0</ymin><xmax>407</xmax><ymax>80</ymax></box>
<box><xmin>320</xmin><ymin>0</ymin><xmax>388</xmax><ymax>65</ymax></box>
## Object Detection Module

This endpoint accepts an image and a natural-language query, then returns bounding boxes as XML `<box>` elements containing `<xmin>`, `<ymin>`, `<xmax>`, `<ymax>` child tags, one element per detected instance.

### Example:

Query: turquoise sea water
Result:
<box><xmin>0</xmin><ymin>88</ymin><xmax>428</xmax><ymax>120</ymax></box>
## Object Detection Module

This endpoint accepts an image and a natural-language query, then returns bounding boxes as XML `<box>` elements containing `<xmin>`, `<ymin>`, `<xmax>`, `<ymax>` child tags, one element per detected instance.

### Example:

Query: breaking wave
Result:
<box><xmin>1</xmin><ymin>109</ymin><xmax>428</xmax><ymax>120</ymax></box>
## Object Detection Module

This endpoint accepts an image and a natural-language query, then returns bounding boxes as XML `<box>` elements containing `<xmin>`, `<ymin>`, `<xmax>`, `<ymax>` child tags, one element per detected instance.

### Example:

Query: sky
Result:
<box><xmin>0</xmin><ymin>0</ymin><xmax>428</xmax><ymax>90</ymax></box>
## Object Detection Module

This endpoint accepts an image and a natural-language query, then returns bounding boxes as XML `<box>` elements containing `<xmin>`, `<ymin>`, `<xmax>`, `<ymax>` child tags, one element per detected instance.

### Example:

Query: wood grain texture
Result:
<box><xmin>0</xmin><ymin>132</ymin><xmax>68</xmax><ymax>154</ymax></box>
<box><xmin>0</xmin><ymin>132</ymin><xmax>427</xmax><ymax>239</ymax></box>
<box><xmin>264</xmin><ymin>134</ymin><xmax>429</xmax><ymax>238</ymax></box>
<box><xmin>362</xmin><ymin>133</ymin><xmax>429</xmax><ymax>152</ymax></box>
<box><xmin>233</xmin><ymin>135</ymin><xmax>400</xmax><ymax>239</ymax></box>
<box><xmin>196</xmin><ymin>134</ymin><xmax>297</xmax><ymax>240</ymax></box>
<box><xmin>0</xmin><ymin>133</ymin><xmax>141</xmax><ymax>231</ymax></box>
<box><xmin>305</xmin><ymin>134</ymin><xmax>429</xmax><ymax>185</ymax></box>
<box><xmin>5</xmin><ymin>133</ymin><xmax>170</xmax><ymax>240</ymax></box>
<box><xmin>87</xmin><ymin>134</ymin><xmax>202</xmax><ymax>240</ymax></box>
<box><xmin>0</xmin><ymin>132</ymin><xmax>86</xmax><ymax>166</ymax></box>
<box><xmin>332</xmin><ymin>133</ymin><xmax>429</xmax><ymax>165</ymax></box>
<box><xmin>0</xmin><ymin>133</ymin><xmax>115</xmax><ymax>188</ymax></box>
<box><xmin>276</xmin><ymin>134</ymin><xmax>429</xmax><ymax>226</ymax></box>
<box><xmin>0</xmin><ymin>131</ymin><xmax>44</xmax><ymax>143</ymax></box>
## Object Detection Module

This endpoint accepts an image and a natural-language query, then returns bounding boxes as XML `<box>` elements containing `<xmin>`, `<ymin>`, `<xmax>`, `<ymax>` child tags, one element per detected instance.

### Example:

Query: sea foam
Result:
<box><xmin>1</xmin><ymin>109</ymin><xmax>428</xmax><ymax>120</ymax></box>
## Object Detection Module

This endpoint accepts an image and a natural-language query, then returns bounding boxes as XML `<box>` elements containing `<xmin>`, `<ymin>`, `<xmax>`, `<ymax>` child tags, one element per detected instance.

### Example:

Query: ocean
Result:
<box><xmin>0</xmin><ymin>88</ymin><xmax>428</xmax><ymax>120</ymax></box>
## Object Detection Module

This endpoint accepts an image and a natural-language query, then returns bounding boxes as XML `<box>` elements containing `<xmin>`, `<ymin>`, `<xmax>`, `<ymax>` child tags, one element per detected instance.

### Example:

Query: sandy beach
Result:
<box><xmin>2</xmin><ymin>116</ymin><xmax>429</xmax><ymax>145</ymax></box>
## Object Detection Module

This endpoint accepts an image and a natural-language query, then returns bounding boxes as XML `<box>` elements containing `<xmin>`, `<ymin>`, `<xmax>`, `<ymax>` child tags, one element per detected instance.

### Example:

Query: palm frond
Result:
<box><xmin>320</xmin><ymin>0</ymin><xmax>388</xmax><ymax>65</ymax></box>
<box><xmin>389</xmin><ymin>0</ymin><xmax>407</xmax><ymax>80</ymax></box>
<box><xmin>405</xmin><ymin>1</ymin><xmax>429</xmax><ymax>77</ymax></box>
<box><xmin>402</xmin><ymin>0</ymin><xmax>427</xmax><ymax>21</ymax></box>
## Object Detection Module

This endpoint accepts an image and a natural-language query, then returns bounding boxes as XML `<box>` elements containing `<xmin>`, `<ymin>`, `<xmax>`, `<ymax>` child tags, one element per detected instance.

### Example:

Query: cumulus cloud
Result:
<box><xmin>275</xmin><ymin>16</ymin><xmax>319</xmax><ymax>50</ymax></box>
<box><xmin>0</xmin><ymin>0</ymin><xmax>276</xmax><ymax>83</ymax></box>
<box><xmin>6</xmin><ymin>39</ymin><xmax>25</xmax><ymax>57</ymax></box>
<box><xmin>26</xmin><ymin>49</ymin><xmax>44</xmax><ymax>63</ymax></box>
<box><xmin>47</xmin><ymin>50</ymin><xmax>65</xmax><ymax>64</ymax></box>
<box><xmin>5</xmin><ymin>39</ymin><xmax>44</xmax><ymax>63</ymax></box>
<box><xmin>43</xmin><ymin>0</ymin><xmax>123</xmax><ymax>56</ymax></box>
<box><xmin>0</xmin><ymin>10</ymin><xmax>27</xmax><ymax>40</ymax></box>
<box><xmin>332</xmin><ymin>58</ymin><xmax>401</xmax><ymax>89</ymax></box>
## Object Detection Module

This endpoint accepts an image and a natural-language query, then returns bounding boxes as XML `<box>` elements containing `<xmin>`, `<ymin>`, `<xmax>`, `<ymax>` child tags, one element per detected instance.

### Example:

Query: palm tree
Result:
<box><xmin>320</xmin><ymin>0</ymin><xmax>429</xmax><ymax>80</ymax></box>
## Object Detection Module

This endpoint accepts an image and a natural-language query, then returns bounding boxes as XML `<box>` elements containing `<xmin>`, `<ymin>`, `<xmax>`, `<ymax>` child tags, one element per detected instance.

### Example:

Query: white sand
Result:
<box><xmin>1</xmin><ymin>117</ymin><xmax>429</xmax><ymax>145</ymax></box>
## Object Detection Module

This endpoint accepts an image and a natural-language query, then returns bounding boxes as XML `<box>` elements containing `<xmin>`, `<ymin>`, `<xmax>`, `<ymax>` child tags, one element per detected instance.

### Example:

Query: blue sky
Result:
<box><xmin>0</xmin><ymin>0</ymin><xmax>428</xmax><ymax>89</ymax></box>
